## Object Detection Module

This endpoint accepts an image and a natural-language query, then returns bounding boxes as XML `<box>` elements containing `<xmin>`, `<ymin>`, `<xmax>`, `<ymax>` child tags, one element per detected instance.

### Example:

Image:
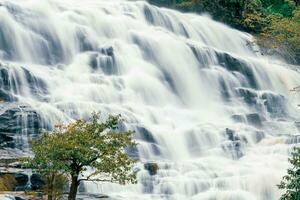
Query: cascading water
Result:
<box><xmin>0</xmin><ymin>0</ymin><xmax>300</xmax><ymax>199</ymax></box>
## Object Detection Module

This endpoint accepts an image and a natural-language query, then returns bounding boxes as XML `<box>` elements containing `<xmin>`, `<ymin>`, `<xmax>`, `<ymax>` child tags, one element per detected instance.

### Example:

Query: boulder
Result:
<box><xmin>30</xmin><ymin>173</ymin><xmax>45</xmax><ymax>190</ymax></box>
<box><xmin>14</xmin><ymin>173</ymin><xmax>28</xmax><ymax>186</ymax></box>
<box><xmin>144</xmin><ymin>163</ymin><xmax>159</xmax><ymax>176</ymax></box>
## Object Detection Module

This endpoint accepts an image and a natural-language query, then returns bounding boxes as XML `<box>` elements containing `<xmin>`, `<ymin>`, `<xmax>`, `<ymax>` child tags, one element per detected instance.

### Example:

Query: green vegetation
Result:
<box><xmin>26</xmin><ymin>113</ymin><xmax>137</xmax><ymax>200</ymax></box>
<box><xmin>149</xmin><ymin>0</ymin><xmax>300</xmax><ymax>63</ymax></box>
<box><xmin>278</xmin><ymin>147</ymin><xmax>300</xmax><ymax>200</ymax></box>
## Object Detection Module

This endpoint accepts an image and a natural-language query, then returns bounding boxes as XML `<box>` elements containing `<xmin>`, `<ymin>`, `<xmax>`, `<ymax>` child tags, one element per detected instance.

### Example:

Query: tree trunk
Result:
<box><xmin>47</xmin><ymin>173</ymin><xmax>55</xmax><ymax>200</ymax></box>
<box><xmin>68</xmin><ymin>174</ymin><xmax>79</xmax><ymax>200</ymax></box>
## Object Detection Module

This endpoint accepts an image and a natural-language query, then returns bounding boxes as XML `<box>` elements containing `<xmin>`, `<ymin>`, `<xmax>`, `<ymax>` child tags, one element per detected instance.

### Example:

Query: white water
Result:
<box><xmin>0</xmin><ymin>0</ymin><xmax>300</xmax><ymax>199</ymax></box>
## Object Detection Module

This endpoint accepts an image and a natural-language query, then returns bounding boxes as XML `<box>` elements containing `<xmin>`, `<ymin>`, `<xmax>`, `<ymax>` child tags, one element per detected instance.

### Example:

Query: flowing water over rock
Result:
<box><xmin>0</xmin><ymin>0</ymin><xmax>300</xmax><ymax>199</ymax></box>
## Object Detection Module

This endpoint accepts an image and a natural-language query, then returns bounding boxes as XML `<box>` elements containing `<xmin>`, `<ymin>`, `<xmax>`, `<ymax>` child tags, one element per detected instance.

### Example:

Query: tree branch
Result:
<box><xmin>78</xmin><ymin>178</ymin><xmax>116</xmax><ymax>183</ymax></box>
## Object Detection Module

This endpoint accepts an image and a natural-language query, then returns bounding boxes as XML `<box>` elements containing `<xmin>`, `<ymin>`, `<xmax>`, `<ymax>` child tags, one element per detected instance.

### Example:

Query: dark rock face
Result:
<box><xmin>14</xmin><ymin>197</ymin><xmax>26</xmax><ymax>200</ymax></box>
<box><xmin>30</xmin><ymin>173</ymin><xmax>45</xmax><ymax>190</ymax></box>
<box><xmin>0</xmin><ymin>66</ymin><xmax>18</xmax><ymax>101</ymax></box>
<box><xmin>88</xmin><ymin>47</ymin><xmax>115</xmax><ymax>75</ymax></box>
<box><xmin>100</xmin><ymin>46</ymin><xmax>114</xmax><ymax>57</ymax></box>
<box><xmin>246</xmin><ymin>113</ymin><xmax>265</xmax><ymax>127</ymax></box>
<box><xmin>144</xmin><ymin>162</ymin><xmax>159</xmax><ymax>176</ymax></box>
<box><xmin>22</xmin><ymin>68</ymin><xmax>48</xmax><ymax>99</ymax></box>
<box><xmin>216</xmin><ymin>52</ymin><xmax>258</xmax><ymax>88</ymax></box>
<box><xmin>235</xmin><ymin>87</ymin><xmax>287</xmax><ymax>118</ymax></box>
<box><xmin>225</xmin><ymin>128</ymin><xmax>239</xmax><ymax>141</ymax></box>
<box><xmin>0</xmin><ymin>63</ymin><xmax>48</xmax><ymax>101</ymax></box>
<box><xmin>0</xmin><ymin>103</ymin><xmax>41</xmax><ymax>149</ymax></box>
<box><xmin>235</xmin><ymin>87</ymin><xmax>258</xmax><ymax>106</ymax></box>
<box><xmin>261</xmin><ymin>92</ymin><xmax>286</xmax><ymax>117</ymax></box>
<box><xmin>223</xmin><ymin>128</ymin><xmax>248</xmax><ymax>159</ymax></box>
<box><xmin>136</xmin><ymin>126</ymin><xmax>157</xmax><ymax>144</ymax></box>
<box><xmin>0</xmin><ymin>133</ymin><xmax>14</xmax><ymax>148</ymax></box>
<box><xmin>14</xmin><ymin>173</ymin><xmax>28</xmax><ymax>186</ymax></box>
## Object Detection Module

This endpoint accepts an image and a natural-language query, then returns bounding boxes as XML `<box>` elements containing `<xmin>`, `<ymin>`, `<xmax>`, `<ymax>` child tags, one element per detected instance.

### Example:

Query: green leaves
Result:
<box><xmin>278</xmin><ymin>147</ymin><xmax>300</xmax><ymax>200</ymax></box>
<box><xmin>26</xmin><ymin>112</ymin><xmax>137</xmax><ymax>186</ymax></box>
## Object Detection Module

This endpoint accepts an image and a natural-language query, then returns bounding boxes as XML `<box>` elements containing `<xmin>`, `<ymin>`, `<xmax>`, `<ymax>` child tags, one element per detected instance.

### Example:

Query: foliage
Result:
<box><xmin>26</xmin><ymin>113</ymin><xmax>137</xmax><ymax>200</ymax></box>
<box><xmin>260</xmin><ymin>14</ymin><xmax>300</xmax><ymax>55</ymax></box>
<box><xmin>278</xmin><ymin>147</ymin><xmax>300</xmax><ymax>200</ymax></box>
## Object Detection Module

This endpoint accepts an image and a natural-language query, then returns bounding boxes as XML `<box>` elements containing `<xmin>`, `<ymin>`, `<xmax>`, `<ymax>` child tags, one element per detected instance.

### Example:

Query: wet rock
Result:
<box><xmin>246</xmin><ymin>113</ymin><xmax>265</xmax><ymax>127</ymax></box>
<box><xmin>14</xmin><ymin>173</ymin><xmax>28</xmax><ymax>186</ymax></box>
<box><xmin>286</xmin><ymin>135</ymin><xmax>300</xmax><ymax>144</ymax></box>
<box><xmin>253</xmin><ymin>131</ymin><xmax>265</xmax><ymax>143</ymax></box>
<box><xmin>126</xmin><ymin>146</ymin><xmax>139</xmax><ymax>159</ymax></box>
<box><xmin>0</xmin><ymin>103</ymin><xmax>40</xmax><ymax>134</ymax></box>
<box><xmin>14</xmin><ymin>197</ymin><xmax>25</xmax><ymax>200</ymax></box>
<box><xmin>235</xmin><ymin>87</ymin><xmax>287</xmax><ymax>118</ymax></box>
<box><xmin>261</xmin><ymin>92</ymin><xmax>286</xmax><ymax>117</ymax></box>
<box><xmin>30</xmin><ymin>173</ymin><xmax>45</xmax><ymax>190</ymax></box>
<box><xmin>225</xmin><ymin>128</ymin><xmax>247</xmax><ymax>143</ymax></box>
<box><xmin>219</xmin><ymin>77</ymin><xmax>230</xmax><ymax>100</ymax></box>
<box><xmin>216</xmin><ymin>52</ymin><xmax>257</xmax><ymax>88</ymax></box>
<box><xmin>0</xmin><ymin>133</ymin><xmax>14</xmax><ymax>148</ymax></box>
<box><xmin>89</xmin><ymin>53</ymin><xmax>99</xmax><ymax>71</ymax></box>
<box><xmin>222</xmin><ymin>141</ymin><xmax>244</xmax><ymax>159</ymax></box>
<box><xmin>8</xmin><ymin>162</ymin><xmax>22</xmax><ymax>168</ymax></box>
<box><xmin>225</xmin><ymin>128</ymin><xmax>238</xmax><ymax>141</ymax></box>
<box><xmin>235</xmin><ymin>87</ymin><xmax>258</xmax><ymax>106</ymax></box>
<box><xmin>144</xmin><ymin>162</ymin><xmax>159</xmax><ymax>176</ymax></box>
<box><xmin>223</xmin><ymin>128</ymin><xmax>248</xmax><ymax>159</ymax></box>
<box><xmin>76</xmin><ymin>29</ymin><xmax>94</xmax><ymax>52</ymax></box>
<box><xmin>89</xmin><ymin>52</ymin><xmax>115</xmax><ymax>75</ymax></box>
<box><xmin>231</xmin><ymin>114</ymin><xmax>246</xmax><ymax>123</ymax></box>
<box><xmin>0</xmin><ymin>103</ymin><xmax>40</xmax><ymax>149</ymax></box>
<box><xmin>99</xmin><ymin>46</ymin><xmax>114</xmax><ymax>57</ymax></box>
<box><xmin>0</xmin><ymin>64</ymin><xmax>48</xmax><ymax>101</ymax></box>
<box><xmin>22</xmin><ymin>68</ymin><xmax>48</xmax><ymax>98</ymax></box>
<box><xmin>0</xmin><ymin>67</ymin><xmax>18</xmax><ymax>101</ymax></box>
<box><xmin>136</xmin><ymin>126</ymin><xmax>156</xmax><ymax>144</ymax></box>
<box><xmin>151</xmin><ymin>143</ymin><xmax>161</xmax><ymax>156</ymax></box>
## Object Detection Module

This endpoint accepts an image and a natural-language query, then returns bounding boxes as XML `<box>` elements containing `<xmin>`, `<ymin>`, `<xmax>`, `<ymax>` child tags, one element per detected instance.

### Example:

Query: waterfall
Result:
<box><xmin>0</xmin><ymin>0</ymin><xmax>300</xmax><ymax>199</ymax></box>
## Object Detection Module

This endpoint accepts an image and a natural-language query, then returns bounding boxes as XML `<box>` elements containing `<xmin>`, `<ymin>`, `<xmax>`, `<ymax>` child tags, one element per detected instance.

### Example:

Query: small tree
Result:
<box><xmin>27</xmin><ymin>113</ymin><xmax>137</xmax><ymax>200</ymax></box>
<box><xmin>278</xmin><ymin>146</ymin><xmax>300</xmax><ymax>200</ymax></box>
